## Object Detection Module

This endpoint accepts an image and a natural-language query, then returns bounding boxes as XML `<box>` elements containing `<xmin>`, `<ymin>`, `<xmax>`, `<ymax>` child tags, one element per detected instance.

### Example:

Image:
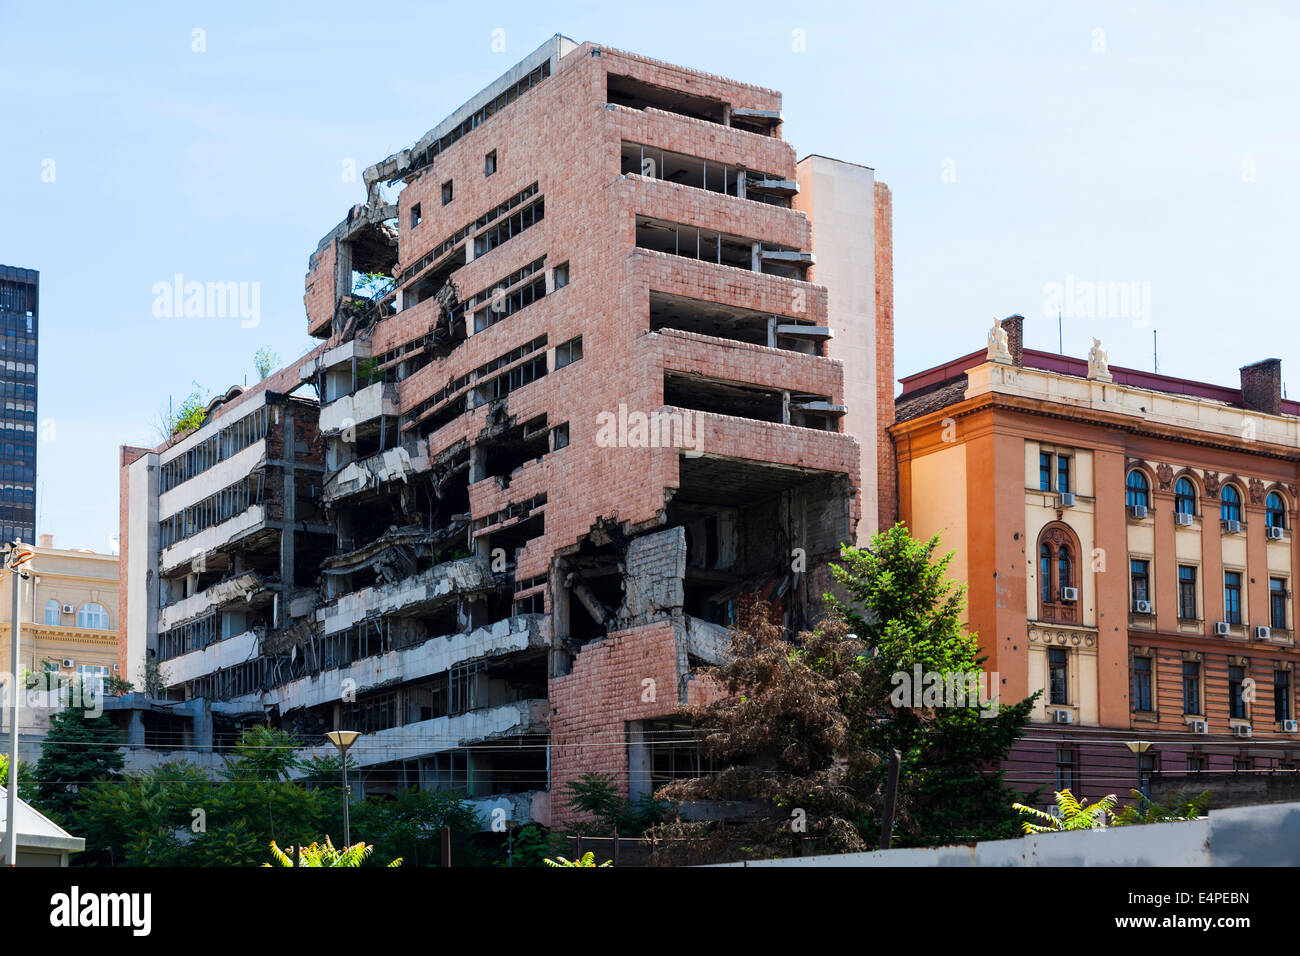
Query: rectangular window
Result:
<box><xmin>1131</xmin><ymin>559</ymin><xmax>1151</xmax><ymax>609</ymax></box>
<box><xmin>1049</xmin><ymin>647</ymin><xmax>1068</xmax><ymax>705</ymax></box>
<box><xmin>441</xmin><ymin>180</ymin><xmax>453</xmax><ymax>205</ymax></box>
<box><xmin>1133</xmin><ymin>655</ymin><xmax>1153</xmax><ymax>711</ymax></box>
<box><xmin>551</xmin><ymin>422</ymin><xmax>569</xmax><ymax>450</ymax></box>
<box><xmin>1183</xmin><ymin>660</ymin><xmax>1202</xmax><ymax>715</ymax></box>
<box><xmin>1271</xmin><ymin>577</ymin><xmax>1287</xmax><ymax>630</ymax></box>
<box><xmin>1228</xmin><ymin>665</ymin><xmax>1246</xmax><ymax>719</ymax></box>
<box><xmin>552</xmin><ymin>261</ymin><xmax>569</xmax><ymax>289</ymax></box>
<box><xmin>1187</xmin><ymin>754</ymin><xmax>1205</xmax><ymax>773</ymax></box>
<box><xmin>1178</xmin><ymin>565</ymin><xmax>1198</xmax><ymax>619</ymax></box>
<box><xmin>1275</xmin><ymin>670</ymin><xmax>1291</xmax><ymax>722</ymax></box>
<box><xmin>1055</xmin><ymin>746</ymin><xmax>1076</xmax><ymax>792</ymax></box>
<box><xmin>554</xmin><ymin>335</ymin><xmax>583</xmax><ymax>369</ymax></box>
<box><xmin>1225</xmin><ymin>571</ymin><xmax>1243</xmax><ymax>625</ymax></box>
<box><xmin>1057</xmin><ymin>455</ymin><xmax>1070</xmax><ymax>494</ymax></box>
<box><xmin>484</xmin><ymin>150</ymin><xmax>497</xmax><ymax>176</ymax></box>
<box><xmin>410</xmin><ymin>202</ymin><xmax>422</xmax><ymax>228</ymax></box>
<box><xmin>1039</xmin><ymin>452</ymin><xmax>1051</xmax><ymax>491</ymax></box>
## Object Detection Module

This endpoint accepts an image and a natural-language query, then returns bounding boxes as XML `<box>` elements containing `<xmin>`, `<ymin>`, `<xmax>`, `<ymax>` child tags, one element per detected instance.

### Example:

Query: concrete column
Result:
<box><xmin>127</xmin><ymin>709</ymin><xmax>145</xmax><ymax>748</ymax></box>
<box><xmin>627</xmin><ymin>720</ymin><xmax>651</xmax><ymax>801</ymax></box>
<box><xmin>190</xmin><ymin>700</ymin><xmax>213</xmax><ymax>752</ymax></box>
<box><xmin>279</xmin><ymin>405</ymin><xmax>296</xmax><ymax>590</ymax></box>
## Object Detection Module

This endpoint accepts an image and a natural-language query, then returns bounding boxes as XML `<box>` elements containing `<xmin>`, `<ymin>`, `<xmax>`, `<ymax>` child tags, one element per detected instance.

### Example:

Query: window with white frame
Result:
<box><xmin>78</xmin><ymin>602</ymin><xmax>110</xmax><ymax>629</ymax></box>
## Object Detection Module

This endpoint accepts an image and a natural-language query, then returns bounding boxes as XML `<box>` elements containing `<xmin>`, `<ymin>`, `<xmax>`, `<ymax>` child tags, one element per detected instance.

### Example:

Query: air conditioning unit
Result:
<box><xmin>1174</xmin><ymin>512</ymin><xmax>1194</xmax><ymax>527</ymax></box>
<box><xmin>1060</xmin><ymin>586</ymin><xmax>1079</xmax><ymax>602</ymax></box>
<box><xmin>1129</xmin><ymin>504</ymin><xmax>1149</xmax><ymax>519</ymax></box>
<box><xmin>1057</xmin><ymin>492</ymin><xmax>1076</xmax><ymax>508</ymax></box>
<box><xmin>1215</xmin><ymin>621</ymin><xmax>1232</xmax><ymax>636</ymax></box>
<box><xmin>1268</xmin><ymin>525</ymin><xmax>1285</xmax><ymax>540</ymax></box>
<box><xmin>1188</xmin><ymin>720</ymin><xmax>1209</xmax><ymax>734</ymax></box>
<box><xmin>1135</xmin><ymin>600</ymin><xmax>1153</xmax><ymax>614</ymax></box>
<box><xmin>1224</xmin><ymin>519</ymin><xmax>1242</xmax><ymax>534</ymax></box>
<box><xmin>61</xmin><ymin>604</ymin><xmax>74</xmax><ymax>614</ymax></box>
<box><xmin>1255</xmin><ymin>626</ymin><xmax>1272</xmax><ymax>640</ymax></box>
<box><xmin>61</xmin><ymin>658</ymin><xmax>74</xmax><ymax>668</ymax></box>
<box><xmin>1284</xmin><ymin>719</ymin><xmax>1299</xmax><ymax>733</ymax></box>
<box><xmin>1054</xmin><ymin>709</ymin><xmax>1073</xmax><ymax>724</ymax></box>
<box><xmin>112</xmin><ymin>663</ymin><xmax>119</xmax><ymax>672</ymax></box>
<box><xmin>1234</xmin><ymin>725</ymin><xmax>1253</xmax><ymax>739</ymax></box>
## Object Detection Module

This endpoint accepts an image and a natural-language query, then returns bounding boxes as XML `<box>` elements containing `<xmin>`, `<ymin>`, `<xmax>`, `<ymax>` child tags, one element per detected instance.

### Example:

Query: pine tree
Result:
<box><xmin>34</xmin><ymin>704</ymin><xmax>124</xmax><ymax>822</ymax></box>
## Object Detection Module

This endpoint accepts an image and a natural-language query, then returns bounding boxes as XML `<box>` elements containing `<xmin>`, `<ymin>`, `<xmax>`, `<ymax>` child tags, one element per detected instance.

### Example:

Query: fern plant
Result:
<box><xmin>1012</xmin><ymin>789</ymin><xmax>1117</xmax><ymax>833</ymax></box>
<box><xmin>264</xmin><ymin>836</ymin><xmax>402</xmax><ymax>867</ymax></box>
<box><xmin>544</xmin><ymin>851</ymin><xmax>611</xmax><ymax>868</ymax></box>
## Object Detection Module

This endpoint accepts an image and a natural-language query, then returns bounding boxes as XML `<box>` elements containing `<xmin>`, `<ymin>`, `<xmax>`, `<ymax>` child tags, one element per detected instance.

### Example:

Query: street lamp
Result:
<box><xmin>3</xmin><ymin>541</ymin><xmax>34</xmax><ymax>868</ymax></box>
<box><xmin>325</xmin><ymin>730</ymin><xmax>360</xmax><ymax>847</ymax></box>
<box><xmin>1125</xmin><ymin>740</ymin><xmax>1154</xmax><ymax>797</ymax></box>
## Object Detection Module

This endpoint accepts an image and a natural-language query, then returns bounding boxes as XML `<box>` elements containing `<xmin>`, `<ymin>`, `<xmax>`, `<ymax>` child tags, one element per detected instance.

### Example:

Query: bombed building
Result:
<box><xmin>118</xmin><ymin>35</ymin><xmax>894</xmax><ymax>825</ymax></box>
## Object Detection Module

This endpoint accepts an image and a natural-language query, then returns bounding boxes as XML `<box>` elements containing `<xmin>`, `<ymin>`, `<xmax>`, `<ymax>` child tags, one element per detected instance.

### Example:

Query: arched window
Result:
<box><xmin>1175</xmin><ymin>477</ymin><xmax>1198</xmax><ymax>516</ymax></box>
<box><xmin>1040</xmin><ymin>543</ymin><xmax>1052</xmax><ymax>604</ymax></box>
<box><xmin>78</xmin><ymin>602</ymin><xmax>109</xmax><ymax>630</ymax></box>
<box><xmin>1266</xmin><ymin>492</ymin><xmax>1287</xmax><ymax>530</ymax></box>
<box><xmin>1037</xmin><ymin>523</ymin><xmax>1081</xmax><ymax>623</ymax></box>
<box><xmin>1220</xmin><ymin>484</ymin><xmax>1242</xmax><ymax>522</ymax></box>
<box><xmin>1126</xmin><ymin>470</ymin><xmax>1150</xmax><ymax>509</ymax></box>
<box><xmin>44</xmin><ymin>599</ymin><xmax>61</xmax><ymax>625</ymax></box>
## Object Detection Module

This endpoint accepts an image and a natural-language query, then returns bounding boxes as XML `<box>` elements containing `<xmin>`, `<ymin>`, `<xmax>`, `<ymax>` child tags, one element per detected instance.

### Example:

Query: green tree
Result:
<box><xmin>1014</xmin><ymin>789</ymin><xmax>1117</xmax><ymax>833</ymax></box>
<box><xmin>34</xmin><ymin>703</ymin><xmax>124</xmax><ymax>823</ymax></box>
<box><xmin>828</xmin><ymin>524</ymin><xmax>1039</xmax><ymax>845</ymax></box>
<box><xmin>0</xmin><ymin>753</ymin><xmax>38</xmax><ymax>804</ymax></box>
<box><xmin>254</xmin><ymin>347</ymin><xmax>280</xmax><ymax>382</ymax></box>
<box><xmin>564</xmin><ymin>772</ymin><xmax>668</xmax><ymax>836</ymax></box>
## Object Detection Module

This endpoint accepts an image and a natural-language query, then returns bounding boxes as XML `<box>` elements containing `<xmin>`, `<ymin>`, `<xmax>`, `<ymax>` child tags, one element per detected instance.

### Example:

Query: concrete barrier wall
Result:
<box><xmin>712</xmin><ymin>799</ymin><xmax>1300</xmax><ymax>866</ymax></box>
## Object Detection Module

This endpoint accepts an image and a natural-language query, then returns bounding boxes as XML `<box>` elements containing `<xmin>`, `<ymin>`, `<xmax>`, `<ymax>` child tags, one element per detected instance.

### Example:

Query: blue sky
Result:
<box><xmin>1</xmin><ymin>0</ymin><xmax>1296</xmax><ymax>551</ymax></box>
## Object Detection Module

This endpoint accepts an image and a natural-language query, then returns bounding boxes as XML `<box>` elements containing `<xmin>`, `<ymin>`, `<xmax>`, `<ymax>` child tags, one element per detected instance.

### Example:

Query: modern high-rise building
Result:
<box><xmin>119</xmin><ymin>36</ymin><xmax>893</xmax><ymax>825</ymax></box>
<box><xmin>0</xmin><ymin>265</ymin><xmax>38</xmax><ymax>545</ymax></box>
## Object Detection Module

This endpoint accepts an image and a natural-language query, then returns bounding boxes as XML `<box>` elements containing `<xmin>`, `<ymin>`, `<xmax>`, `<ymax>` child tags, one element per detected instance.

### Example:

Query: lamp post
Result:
<box><xmin>3</xmin><ymin>541</ymin><xmax>34</xmax><ymax>868</ymax></box>
<box><xmin>1125</xmin><ymin>740</ymin><xmax>1154</xmax><ymax>797</ymax></box>
<box><xmin>325</xmin><ymin>730</ymin><xmax>360</xmax><ymax>847</ymax></box>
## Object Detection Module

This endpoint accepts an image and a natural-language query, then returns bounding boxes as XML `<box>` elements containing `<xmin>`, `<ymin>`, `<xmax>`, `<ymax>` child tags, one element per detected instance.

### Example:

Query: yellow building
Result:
<box><xmin>0</xmin><ymin>535</ymin><xmax>119</xmax><ymax>693</ymax></box>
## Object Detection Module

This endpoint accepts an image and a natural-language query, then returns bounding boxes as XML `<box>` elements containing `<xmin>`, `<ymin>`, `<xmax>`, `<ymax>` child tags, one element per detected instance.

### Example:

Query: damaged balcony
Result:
<box><xmin>621</xmin><ymin>141</ymin><xmax>793</xmax><ymax>208</ymax></box>
<box><xmin>321</xmin><ymin>554</ymin><xmax>508</xmax><ymax>636</ymax></box>
<box><xmin>323</xmin><ymin>440</ymin><xmax>431</xmax><ymax>503</ymax></box>
<box><xmin>649</xmin><ymin>290</ymin><xmax>829</xmax><ymax>355</ymax></box>
<box><xmin>635</xmin><ymin>216</ymin><xmax>812</xmax><ymax>278</ymax></box>
<box><xmin>664</xmin><ymin>371</ymin><xmax>843</xmax><ymax>431</ymax></box>
<box><xmin>607</xmin><ymin>73</ymin><xmax>781</xmax><ymax>136</ymax></box>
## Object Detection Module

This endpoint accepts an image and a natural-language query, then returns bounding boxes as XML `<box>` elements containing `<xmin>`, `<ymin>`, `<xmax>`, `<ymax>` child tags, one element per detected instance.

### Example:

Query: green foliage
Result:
<box><xmin>67</xmin><ymin>727</ymin><xmax>486</xmax><ymax>867</ymax></box>
<box><xmin>34</xmin><ymin>703</ymin><xmax>124</xmax><ymax>822</ymax></box>
<box><xmin>105</xmin><ymin>674</ymin><xmax>134</xmax><ymax>697</ymax></box>
<box><xmin>357</xmin><ymin>357</ymin><xmax>383</xmax><ymax>386</ymax></box>
<box><xmin>0</xmin><ymin>753</ymin><xmax>38</xmax><ymax>803</ymax></box>
<box><xmin>265</xmin><ymin>836</ymin><xmax>402</xmax><ymax>867</ymax></box>
<box><xmin>1114</xmin><ymin>788</ymin><xmax>1211</xmax><ymax>825</ymax></box>
<box><xmin>501</xmin><ymin>824</ymin><xmax>554</xmax><ymax>867</ymax></box>
<box><xmin>1013</xmin><ymin>789</ymin><xmax>1117</xmax><ymax>833</ymax></box>
<box><xmin>351</xmin><ymin>271</ymin><xmax>390</xmax><ymax>300</ymax></box>
<box><xmin>221</xmin><ymin>725</ymin><xmax>302</xmax><ymax>782</ymax></box>
<box><xmin>564</xmin><ymin>772</ymin><xmax>668</xmax><ymax>836</ymax></box>
<box><xmin>254</xmin><ymin>347</ymin><xmax>280</xmax><ymax>382</ymax></box>
<box><xmin>545</xmin><ymin>851</ymin><xmax>611</xmax><ymax>867</ymax></box>
<box><xmin>828</xmin><ymin>523</ymin><xmax>1039</xmax><ymax>845</ymax></box>
<box><xmin>167</xmin><ymin>382</ymin><xmax>209</xmax><ymax>437</ymax></box>
<box><xmin>140</xmin><ymin>656</ymin><xmax>167</xmax><ymax>698</ymax></box>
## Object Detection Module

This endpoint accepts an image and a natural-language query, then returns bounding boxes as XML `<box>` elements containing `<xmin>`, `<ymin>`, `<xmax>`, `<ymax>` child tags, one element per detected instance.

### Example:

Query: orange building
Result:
<box><xmin>892</xmin><ymin>316</ymin><xmax>1300</xmax><ymax>797</ymax></box>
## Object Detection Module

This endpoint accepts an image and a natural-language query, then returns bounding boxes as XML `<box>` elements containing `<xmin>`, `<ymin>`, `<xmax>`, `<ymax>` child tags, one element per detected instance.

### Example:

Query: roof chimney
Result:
<box><xmin>38</xmin><ymin>533</ymin><xmax>53</xmax><ymax>549</ymax></box>
<box><xmin>1240</xmin><ymin>358</ymin><xmax>1282</xmax><ymax>415</ymax></box>
<box><xmin>1002</xmin><ymin>314</ymin><xmax>1024</xmax><ymax>366</ymax></box>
